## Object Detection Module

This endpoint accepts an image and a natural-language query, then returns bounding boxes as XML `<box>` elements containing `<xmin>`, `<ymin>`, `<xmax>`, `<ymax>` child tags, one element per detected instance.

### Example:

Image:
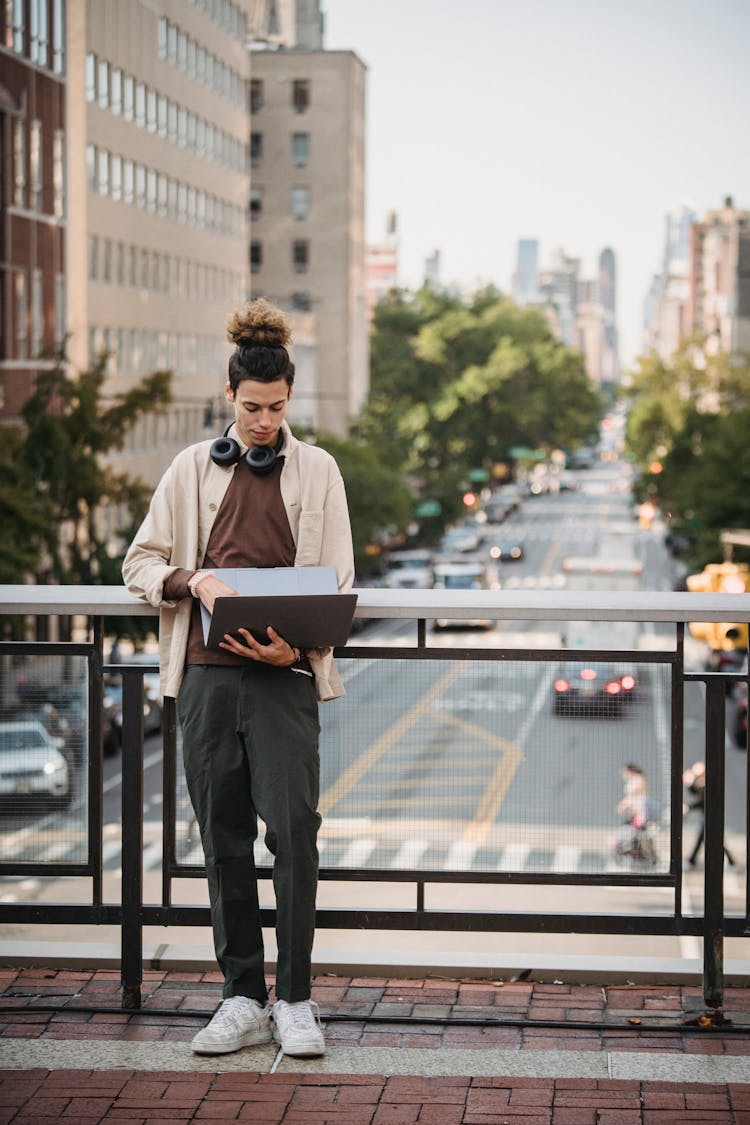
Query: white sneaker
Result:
<box><xmin>191</xmin><ymin>996</ymin><xmax>272</xmax><ymax>1055</ymax></box>
<box><xmin>272</xmin><ymin>999</ymin><xmax>325</xmax><ymax>1056</ymax></box>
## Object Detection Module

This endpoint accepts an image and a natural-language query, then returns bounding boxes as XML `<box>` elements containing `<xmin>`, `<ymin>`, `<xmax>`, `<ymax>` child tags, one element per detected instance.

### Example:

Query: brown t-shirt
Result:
<box><xmin>163</xmin><ymin>459</ymin><xmax>296</xmax><ymax>666</ymax></box>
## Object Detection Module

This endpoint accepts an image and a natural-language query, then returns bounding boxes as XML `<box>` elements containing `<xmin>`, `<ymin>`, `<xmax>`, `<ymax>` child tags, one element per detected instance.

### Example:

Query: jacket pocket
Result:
<box><xmin>295</xmin><ymin>511</ymin><xmax>324</xmax><ymax>565</ymax></box>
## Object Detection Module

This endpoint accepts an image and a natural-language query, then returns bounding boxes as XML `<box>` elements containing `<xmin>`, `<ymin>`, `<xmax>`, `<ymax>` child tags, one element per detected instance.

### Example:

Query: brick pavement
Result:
<box><xmin>0</xmin><ymin>968</ymin><xmax>749</xmax><ymax>1122</ymax></box>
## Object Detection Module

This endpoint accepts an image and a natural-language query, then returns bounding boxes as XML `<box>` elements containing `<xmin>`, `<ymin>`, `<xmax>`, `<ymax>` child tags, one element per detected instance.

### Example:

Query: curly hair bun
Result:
<box><xmin>227</xmin><ymin>298</ymin><xmax>292</xmax><ymax>348</ymax></box>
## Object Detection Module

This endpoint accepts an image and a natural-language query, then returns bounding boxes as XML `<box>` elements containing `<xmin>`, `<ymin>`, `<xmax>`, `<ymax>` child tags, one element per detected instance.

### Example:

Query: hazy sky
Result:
<box><xmin>322</xmin><ymin>0</ymin><xmax>750</xmax><ymax>367</ymax></box>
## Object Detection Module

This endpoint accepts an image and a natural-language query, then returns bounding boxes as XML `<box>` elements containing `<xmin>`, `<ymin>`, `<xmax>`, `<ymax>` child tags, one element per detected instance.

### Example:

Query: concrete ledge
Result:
<box><xmin>2</xmin><ymin>939</ymin><xmax>750</xmax><ymax>986</ymax></box>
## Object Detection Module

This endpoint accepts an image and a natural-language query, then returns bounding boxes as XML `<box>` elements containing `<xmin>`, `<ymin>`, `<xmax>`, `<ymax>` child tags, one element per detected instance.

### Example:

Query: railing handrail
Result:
<box><xmin>1</xmin><ymin>582</ymin><xmax>749</xmax><ymax>623</ymax></box>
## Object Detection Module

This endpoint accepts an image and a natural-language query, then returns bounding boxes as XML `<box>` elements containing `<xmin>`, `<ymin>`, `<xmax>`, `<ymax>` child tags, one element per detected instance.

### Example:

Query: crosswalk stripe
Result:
<box><xmin>497</xmin><ymin>843</ymin><xmax>530</xmax><ymax>871</ymax></box>
<box><xmin>445</xmin><ymin>840</ymin><xmax>478</xmax><ymax>870</ymax></box>
<box><xmin>142</xmin><ymin>842</ymin><xmax>163</xmax><ymax>870</ymax></box>
<box><xmin>551</xmin><ymin>846</ymin><xmax>581</xmax><ymax>873</ymax></box>
<box><xmin>338</xmin><ymin>838</ymin><xmax>376</xmax><ymax>868</ymax></box>
<box><xmin>390</xmin><ymin>839</ymin><xmax>429</xmax><ymax>869</ymax></box>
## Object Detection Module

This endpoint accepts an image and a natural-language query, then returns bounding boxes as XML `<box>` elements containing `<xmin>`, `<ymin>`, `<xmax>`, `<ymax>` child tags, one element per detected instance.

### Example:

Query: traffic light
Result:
<box><xmin>462</xmin><ymin>491</ymin><xmax>478</xmax><ymax>509</ymax></box>
<box><xmin>687</xmin><ymin>562</ymin><xmax>750</xmax><ymax>649</ymax></box>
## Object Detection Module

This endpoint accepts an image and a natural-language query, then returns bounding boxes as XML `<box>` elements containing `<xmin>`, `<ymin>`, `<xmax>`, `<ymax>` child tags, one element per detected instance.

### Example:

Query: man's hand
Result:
<box><xmin>219</xmin><ymin>626</ymin><xmax>299</xmax><ymax>667</ymax></box>
<box><xmin>193</xmin><ymin>573</ymin><xmax>238</xmax><ymax>614</ymax></box>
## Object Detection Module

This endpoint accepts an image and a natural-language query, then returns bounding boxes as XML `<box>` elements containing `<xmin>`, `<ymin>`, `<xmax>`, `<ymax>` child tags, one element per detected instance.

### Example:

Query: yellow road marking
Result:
<box><xmin>318</xmin><ymin>663</ymin><xmax>465</xmax><ymax>816</ymax></box>
<box><xmin>437</xmin><ymin>711</ymin><xmax>524</xmax><ymax>848</ymax></box>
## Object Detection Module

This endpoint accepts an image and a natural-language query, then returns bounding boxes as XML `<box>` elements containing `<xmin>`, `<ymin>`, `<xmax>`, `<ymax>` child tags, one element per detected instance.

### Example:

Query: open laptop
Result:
<box><xmin>200</xmin><ymin>567</ymin><xmax>358</xmax><ymax>650</ymax></box>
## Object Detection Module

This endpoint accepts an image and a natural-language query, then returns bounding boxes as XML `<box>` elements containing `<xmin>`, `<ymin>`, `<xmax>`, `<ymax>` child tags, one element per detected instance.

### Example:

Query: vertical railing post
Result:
<box><xmin>121</xmin><ymin>669</ymin><xmax>144</xmax><ymax>1009</ymax></box>
<box><xmin>703</xmin><ymin>676</ymin><xmax>726</xmax><ymax>1010</ymax></box>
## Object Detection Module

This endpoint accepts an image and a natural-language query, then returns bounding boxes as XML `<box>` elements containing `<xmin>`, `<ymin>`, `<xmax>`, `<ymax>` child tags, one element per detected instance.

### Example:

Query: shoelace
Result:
<box><xmin>281</xmin><ymin>1000</ymin><xmax>321</xmax><ymax>1029</ymax></box>
<box><xmin>211</xmin><ymin>997</ymin><xmax>258</xmax><ymax>1031</ymax></box>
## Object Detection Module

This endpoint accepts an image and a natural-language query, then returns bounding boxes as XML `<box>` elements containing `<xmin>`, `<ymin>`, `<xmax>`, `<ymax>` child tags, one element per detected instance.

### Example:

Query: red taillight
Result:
<box><xmin>605</xmin><ymin>681</ymin><xmax>622</xmax><ymax>695</ymax></box>
<box><xmin>580</xmin><ymin>668</ymin><xmax>597</xmax><ymax>680</ymax></box>
<box><xmin>554</xmin><ymin>679</ymin><xmax>570</xmax><ymax>692</ymax></box>
<box><xmin>621</xmin><ymin>675</ymin><xmax>636</xmax><ymax>691</ymax></box>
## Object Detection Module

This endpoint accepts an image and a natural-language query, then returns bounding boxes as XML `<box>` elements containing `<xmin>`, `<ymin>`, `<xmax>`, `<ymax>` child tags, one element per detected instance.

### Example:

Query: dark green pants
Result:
<box><xmin>177</xmin><ymin>664</ymin><xmax>321</xmax><ymax>1004</ymax></box>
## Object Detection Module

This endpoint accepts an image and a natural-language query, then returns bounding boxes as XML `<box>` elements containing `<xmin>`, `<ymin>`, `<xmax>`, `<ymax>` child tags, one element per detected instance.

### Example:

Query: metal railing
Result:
<box><xmin>0</xmin><ymin>584</ymin><xmax>748</xmax><ymax>1011</ymax></box>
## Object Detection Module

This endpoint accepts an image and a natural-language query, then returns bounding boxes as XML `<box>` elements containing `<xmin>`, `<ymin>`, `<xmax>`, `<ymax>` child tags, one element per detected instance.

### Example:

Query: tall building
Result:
<box><xmin>511</xmin><ymin>239</ymin><xmax>539</xmax><ymax>307</ymax></box>
<box><xmin>248</xmin><ymin>1</ymin><xmax>367</xmax><ymax>437</ymax></box>
<box><xmin>539</xmin><ymin>248</ymin><xmax>579</xmax><ymax>347</ymax></box>
<box><xmin>423</xmin><ymin>249</ymin><xmax>441</xmax><ymax>290</ymax></box>
<box><xmin>366</xmin><ymin>210</ymin><xmax>398</xmax><ymax>322</ymax></box>
<box><xmin>597</xmin><ymin>247</ymin><xmax>619</xmax><ymax>382</ymax></box>
<box><xmin>642</xmin><ymin>204</ymin><xmax>694</xmax><ymax>360</ymax></box>
<box><xmin>688</xmin><ymin>196</ymin><xmax>750</xmax><ymax>356</ymax></box>
<box><xmin>1</xmin><ymin>0</ymin><xmax>67</xmax><ymax>423</ymax></box>
<box><xmin>644</xmin><ymin>198</ymin><xmax>750</xmax><ymax>361</ymax></box>
<box><xmin>66</xmin><ymin>0</ymin><xmax>251</xmax><ymax>483</ymax></box>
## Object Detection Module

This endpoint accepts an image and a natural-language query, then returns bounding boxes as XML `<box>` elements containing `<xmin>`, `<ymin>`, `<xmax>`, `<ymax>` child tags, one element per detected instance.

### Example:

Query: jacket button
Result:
<box><xmin>209</xmin><ymin>503</ymin><xmax>217</xmax><ymax>511</ymax></box>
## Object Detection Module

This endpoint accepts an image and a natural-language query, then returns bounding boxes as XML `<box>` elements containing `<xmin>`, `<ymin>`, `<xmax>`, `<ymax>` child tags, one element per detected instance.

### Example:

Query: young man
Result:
<box><xmin>123</xmin><ymin>299</ymin><xmax>354</xmax><ymax>1057</ymax></box>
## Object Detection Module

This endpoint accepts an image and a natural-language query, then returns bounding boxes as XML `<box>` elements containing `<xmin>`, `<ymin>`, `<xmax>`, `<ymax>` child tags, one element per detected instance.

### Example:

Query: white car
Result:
<box><xmin>0</xmin><ymin>720</ymin><xmax>71</xmax><ymax>805</ymax></box>
<box><xmin>432</xmin><ymin>560</ymin><xmax>499</xmax><ymax>630</ymax></box>
<box><xmin>384</xmin><ymin>550</ymin><xmax>434</xmax><ymax>590</ymax></box>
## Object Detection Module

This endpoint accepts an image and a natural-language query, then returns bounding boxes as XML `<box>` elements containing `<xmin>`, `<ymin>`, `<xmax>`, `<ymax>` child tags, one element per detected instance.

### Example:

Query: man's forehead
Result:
<box><xmin>234</xmin><ymin>379</ymin><xmax>289</xmax><ymax>403</ymax></box>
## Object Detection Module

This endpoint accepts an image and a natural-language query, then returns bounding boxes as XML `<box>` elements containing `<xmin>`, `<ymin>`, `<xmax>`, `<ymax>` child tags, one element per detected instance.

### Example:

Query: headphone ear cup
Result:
<box><xmin>210</xmin><ymin>436</ymin><xmax>242</xmax><ymax>467</ymax></box>
<box><xmin>244</xmin><ymin>445</ymin><xmax>278</xmax><ymax>475</ymax></box>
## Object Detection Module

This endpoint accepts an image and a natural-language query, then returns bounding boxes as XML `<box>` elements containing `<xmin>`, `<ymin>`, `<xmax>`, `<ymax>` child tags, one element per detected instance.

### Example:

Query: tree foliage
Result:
<box><xmin>0</xmin><ymin>353</ymin><xmax>172</xmax><ymax>588</ymax></box>
<box><xmin>360</xmin><ymin>286</ymin><xmax>603</xmax><ymax>531</ymax></box>
<box><xmin>625</xmin><ymin>343</ymin><xmax>750</xmax><ymax>566</ymax></box>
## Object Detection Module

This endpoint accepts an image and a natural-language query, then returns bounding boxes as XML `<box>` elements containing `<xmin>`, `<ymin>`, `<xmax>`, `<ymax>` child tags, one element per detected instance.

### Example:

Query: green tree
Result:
<box><xmin>16</xmin><ymin>352</ymin><xmax>172</xmax><ymax>585</ymax></box>
<box><xmin>310</xmin><ymin>432</ymin><xmax>413</xmax><ymax>575</ymax></box>
<box><xmin>363</xmin><ymin>287</ymin><xmax>603</xmax><ymax>531</ymax></box>
<box><xmin>625</xmin><ymin>342</ymin><xmax>750</xmax><ymax>565</ymax></box>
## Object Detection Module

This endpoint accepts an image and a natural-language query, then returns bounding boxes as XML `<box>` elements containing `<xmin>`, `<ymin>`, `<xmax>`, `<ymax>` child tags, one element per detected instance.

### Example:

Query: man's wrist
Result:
<box><xmin>188</xmin><ymin>570</ymin><xmax>214</xmax><ymax>597</ymax></box>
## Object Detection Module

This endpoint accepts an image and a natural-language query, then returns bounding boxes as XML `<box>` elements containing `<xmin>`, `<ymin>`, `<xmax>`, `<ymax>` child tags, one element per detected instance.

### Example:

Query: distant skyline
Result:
<box><xmin>322</xmin><ymin>0</ymin><xmax>750</xmax><ymax>368</ymax></box>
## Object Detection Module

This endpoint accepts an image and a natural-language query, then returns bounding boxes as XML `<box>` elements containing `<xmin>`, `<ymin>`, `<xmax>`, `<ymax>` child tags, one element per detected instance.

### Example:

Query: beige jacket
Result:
<box><xmin>122</xmin><ymin>421</ymin><xmax>355</xmax><ymax>701</ymax></box>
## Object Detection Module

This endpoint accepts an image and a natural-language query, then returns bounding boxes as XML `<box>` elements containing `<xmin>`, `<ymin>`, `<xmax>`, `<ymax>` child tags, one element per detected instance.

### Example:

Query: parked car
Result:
<box><xmin>439</xmin><ymin>526</ymin><xmax>483</xmax><ymax>554</ymax></box>
<box><xmin>0</xmin><ymin>720</ymin><xmax>71</xmax><ymax>805</ymax></box>
<box><xmin>103</xmin><ymin>656</ymin><xmax>162</xmax><ymax>755</ymax></box>
<box><xmin>552</xmin><ymin>662</ymin><xmax>626</xmax><ymax>717</ymax></box>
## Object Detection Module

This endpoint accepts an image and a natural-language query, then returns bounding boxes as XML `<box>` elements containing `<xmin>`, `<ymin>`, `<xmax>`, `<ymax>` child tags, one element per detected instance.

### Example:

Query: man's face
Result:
<box><xmin>225</xmin><ymin>378</ymin><xmax>292</xmax><ymax>448</ymax></box>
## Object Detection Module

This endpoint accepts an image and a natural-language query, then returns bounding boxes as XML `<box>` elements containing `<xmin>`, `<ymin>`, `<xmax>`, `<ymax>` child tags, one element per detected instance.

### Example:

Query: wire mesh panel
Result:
<box><xmin>0</xmin><ymin>654</ymin><xmax>89</xmax><ymax>866</ymax></box>
<box><xmin>316</xmin><ymin>656</ymin><xmax>672</xmax><ymax>878</ymax></box>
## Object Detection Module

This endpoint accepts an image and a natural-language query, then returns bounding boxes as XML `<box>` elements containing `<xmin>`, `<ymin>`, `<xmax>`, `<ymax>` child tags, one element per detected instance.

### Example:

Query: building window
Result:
<box><xmin>85</xmin><ymin>52</ymin><xmax>96</xmax><ymax>101</ymax></box>
<box><xmin>15</xmin><ymin>272</ymin><xmax>27</xmax><ymax>357</ymax></box>
<box><xmin>102</xmin><ymin>239</ymin><xmax>112</xmax><ymax>283</ymax></box>
<box><xmin>31</xmin><ymin>269</ymin><xmax>43</xmax><ymax>354</ymax></box>
<box><xmin>97</xmin><ymin>58</ymin><xmax>109</xmax><ymax>109</ymax></box>
<box><xmin>52</xmin><ymin>0</ymin><xmax>64</xmax><ymax>73</ymax></box>
<box><xmin>291</xmin><ymin>291</ymin><xmax>311</xmax><ymax>312</ymax></box>
<box><xmin>292</xmin><ymin>132</ymin><xmax>309</xmax><ymax>167</ymax></box>
<box><xmin>292</xmin><ymin>79</ymin><xmax>310</xmax><ymax>113</ymax></box>
<box><xmin>157</xmin><ymin>15</ymin><xmax>167</xmax><ymax>58</ymax></box>
<box><xmin>86</xmin><ymin>143</ymin><xmax>96</xmax><ymax>191</ymax></box>
<box><xmin>250</xmin><ymin>79</ymin><xmax>263</xmax><ymax>113</ymax></box>
<box><xmin>54</xmin><ymin>273</ymin><xmax>65</xmax><ymax>346</ymax></box>
<box><xmin>98</xmin><ymin>148</ymin><xmax>109</xmax><ymax>196</ymax></box>
<box><xmin>111</xmin><ymin>67</ymin><xmax>122</xmax><ymax>115</ymax></box>
<box><xmin>291</xmin><ymin>186</ymin><xmax>310</xmax><ymax>220</ymax></box>
<box><xmin>29</xmin><ymin>120</ymin><xmax>42</xmax><ymax>211</ymax></box>
<box><xmin>250</xmin><ymin>241</ymin><xmax>262</xmax><ymax>273</ymax></box>
<box><xmin>250</xmin><ymin>185</ymin><xmax>263</xmax><ymax>219</ymax></box>
<box><xmin>250</xmin><ymin>132</ymin><xmax>262</xmax><ymax>166</ymax></box>
<box><xmin>13</xmin><ymin>118</ymin><xmax>26</xmax><ymax>206</ymax></box>
<box><xmin>10</xmin><ymin>0</ymin><xmax>24</xmax><ymax>54</ymax></box>
<box><xmin>146</xmin><ymin>88</ymin><xmax>157</xmax><ymax>133</ymax></box>
<box><xmin>53</xmin><ymin>129</ymin><xmax>64</xmax><ymax>217</ymax></box>
<box><xmin>135</xmin><ymin>164</ymin><xmax>146</xmax><ymax>208</ymax></box>
<box><xmin>88</xmin><ymin>235</ymin><xmax>98</xmax><ymax>280</ymax></box>
<box><xmin>292</xmin><ymin>239</ymin><xmax>309</xmax><ymax>274</ymax></box>
<box><xmin>157</xmin><ymin>95</ymin><xmax>167</xmax><ymax>138</ymax></box>
<box><xmin>115</xmin><ymin>242</ymin><xmax>125</xmax><ymax>286</ymax></box>
<box><xmin>110</xmin><ymin>153</ymin><xmax>122</xmax><ymax>202</ymax></box>
<box><xmin>135</xmin><ymin>82</ymin><xmax>146</xmax><ymax>127</ymax></box>
<box><xmin>30</xmin><ymin>0</ymin><xmax>48</xmax><ymax>66</ymax></box>
<box><xmin>123</xmin><ymin>159</ymin><xmax>134</xmax><ymax>204</ymax></box>
<box><xmin>123</xmin><ymin>74</ymin><xmax>134</xmax><ymax>121</ymax></box>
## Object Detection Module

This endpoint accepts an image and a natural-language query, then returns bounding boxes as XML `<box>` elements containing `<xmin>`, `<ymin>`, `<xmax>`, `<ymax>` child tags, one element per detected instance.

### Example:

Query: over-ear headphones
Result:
<box><xmin>209</xmin><ymin>425</ymin><xmax>285</xmax><ymax>475</ymax></box>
